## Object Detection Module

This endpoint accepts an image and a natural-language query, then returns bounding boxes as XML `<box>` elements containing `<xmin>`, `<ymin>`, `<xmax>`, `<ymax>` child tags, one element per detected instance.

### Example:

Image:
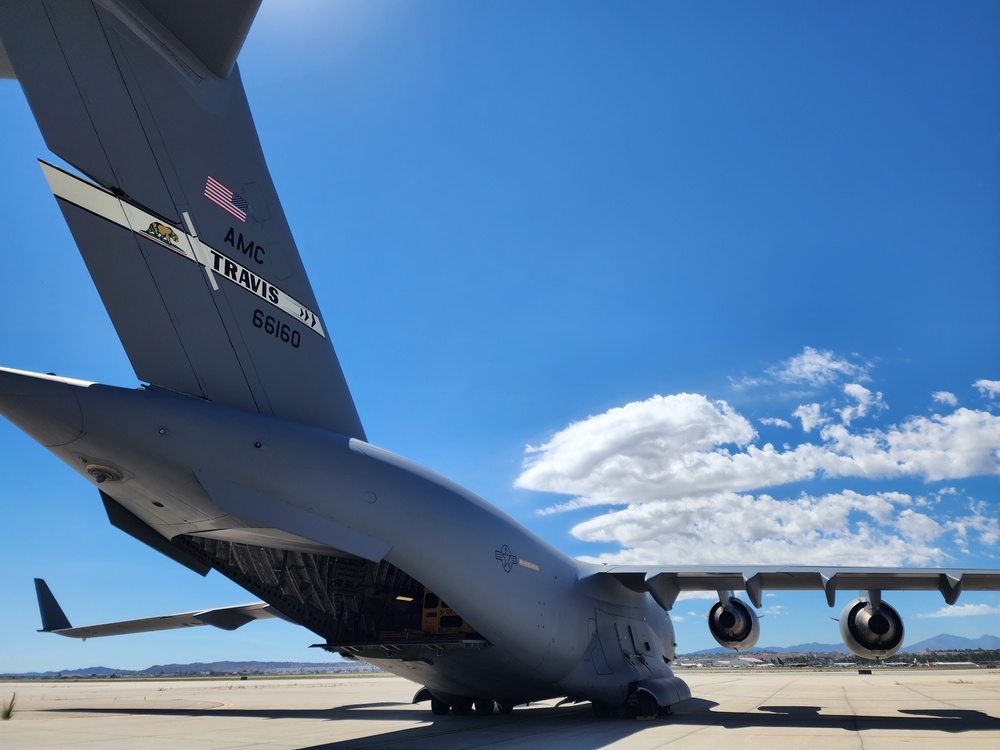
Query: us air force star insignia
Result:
<box><xmin>495</xmin><ymin>544</ymin><xmax>518</xmax><ymax>573</ymax></box>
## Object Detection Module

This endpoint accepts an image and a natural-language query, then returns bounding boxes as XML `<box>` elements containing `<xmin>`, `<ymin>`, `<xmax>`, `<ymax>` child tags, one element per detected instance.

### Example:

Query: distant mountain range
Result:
<box><xmin>4</xmin><ymin>634</ymin><xmax>997</xmax><ymax>676</ymax></box>
<box><xmin>903</xmin><ymin>633</ymin><xmax>1000</xmax><ymax>651</ymax></box>
<box><xmin>685</xmin><ymin>633</ymin><xmax>1000</xmax><ymax>656</ymax></box>
<box><xmin>5</xmin><ymin>661</ymin><xmax>377</xmax><ymax>678</ymax></box>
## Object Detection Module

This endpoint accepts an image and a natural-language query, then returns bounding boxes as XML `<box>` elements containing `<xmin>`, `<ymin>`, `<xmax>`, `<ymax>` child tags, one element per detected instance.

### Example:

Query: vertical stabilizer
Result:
<box><xmin>0</xmin><ymin>1</ymin><xmax>366</xmax><ymax>438</ymax></box>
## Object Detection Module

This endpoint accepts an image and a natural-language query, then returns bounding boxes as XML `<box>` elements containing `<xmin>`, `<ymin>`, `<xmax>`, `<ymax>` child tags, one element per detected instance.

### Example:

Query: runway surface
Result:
<box><xmin>1</xmin><ymin>669</ymin><xmax>997</xmax><ymax>749</ymax></box>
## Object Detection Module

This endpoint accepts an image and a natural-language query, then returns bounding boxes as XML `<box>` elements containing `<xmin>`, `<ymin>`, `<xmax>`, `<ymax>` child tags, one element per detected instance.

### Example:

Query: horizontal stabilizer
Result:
<box><xmin>33</xmin><ymin>578</ymin><xmax>282</xmax><ymax>639</ymax></box>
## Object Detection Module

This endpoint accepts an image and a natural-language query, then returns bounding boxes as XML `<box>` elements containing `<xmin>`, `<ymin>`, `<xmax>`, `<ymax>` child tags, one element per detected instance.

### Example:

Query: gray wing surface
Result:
<box><xmin>593</xmin><ymin>565</ymin><xmax>1000</xmax><ymax>610</ymax></box>
<box><xmin>35</xmin><ymin>578</ymin><xmax>281</xmax><ymax>639</ymax></box>
<box><xmin>0</xmin><ymin>0</ymin><xmax>365</xmax><ymax>438</ymax></box>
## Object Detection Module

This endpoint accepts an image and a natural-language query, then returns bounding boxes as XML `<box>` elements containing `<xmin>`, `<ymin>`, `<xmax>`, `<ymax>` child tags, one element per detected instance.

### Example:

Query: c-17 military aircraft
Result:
<box><xmin>1</xmin><ymin>0</ymin><xmax>998</xmax><ymax>720</ymax></box>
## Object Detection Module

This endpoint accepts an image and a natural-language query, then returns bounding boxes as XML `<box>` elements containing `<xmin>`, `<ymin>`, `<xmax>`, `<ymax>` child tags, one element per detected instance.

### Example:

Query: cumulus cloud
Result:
<box><xmin>567</xmin><ymin>490</ymin><xmax>950</xmax><ymax>566</ymax></box>
<box><xmin>933</xmin><ymin>391</ymin><xmax>958</xmax><ymax>407</ymax></box>
<box><xmin>516</xmin><ymin>353</ymin><xmax>1000</xmax><ymax>567</ymax></box>
<box><xmin>793</xmin><ymin>403</ymin><xmax>826</xmax><ymax>432</ymax></box>
<box><xmin>838</xmin><ymin>384</ymin><xmax>886</xmax><ymax>426</ymax></box>
<box><xmin>916</xmin><ymin>604</ymin><xmax>1000</xmax><ymax>619</ymax></box>
<box><xmin>818</xmin><ymin>409</ymin><xmax>1000</xmax><ymax>482</ymax></box>
<box><xmin>521</xmin><ymin>396</ymin><xmax>1000</xmax><ymax>514</ymax></box>
<box><xmin>946</xmin><ymin>502</ymin><xmax>1000</xmax><ymax>552</ymax></box>
<box><xmin>517</xmin><ymin>394</ymin><xmax>759</xmax><ymax>505</ymax></box>
<box><xmin>975</xmin><ymin>379</ymin><xmax>1000</xmax><ymax>398</ymax></box>
<box><xmin>731</xmin><ymin>347</ymin><xmax>869</xmax><ymax>392</ymax></box>
<box><xmin>769</xmin><ymin>347</ymin><xmax>869</xmax><ymax>388</ymax></box>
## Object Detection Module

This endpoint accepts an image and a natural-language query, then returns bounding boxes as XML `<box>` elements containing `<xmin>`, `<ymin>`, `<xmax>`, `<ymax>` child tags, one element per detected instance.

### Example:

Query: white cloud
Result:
<box><xmin>894</xmin><ymin>508</ymin><xmax>942</xmax><ymax>543</ymax></box>
<box><xmin>567</xmin><ymin>490</ymin><xmax>950</xmax><ymax>567</ymax></box>
<box><xmin>518</xmin><ymin>394</ymin><xmax>759</xmax><ymax>504</ymax></box>
<box><xmin>975</xmin><ymin>379</ymin><xmax>1000</xmax><ymax>398</ymax></box>
<box><xmin>946</xmin><ymin>502</ymin><xmax>1000</xmax><ymax>551</ymax></box>
<box><xmin>933</xmin><ymin>391</ymin><xmax>958</xmax><ymax>407</ymax></box>
<box><xmin>522</xmin><ymin>396</ymin><xmax>1000</xmax><ymax>516</ymax></box>
<box><xmin>760</xmin><ymin>417</ymin><xmax>792</xmax><ymax>429</ymax></box>
<box><xmin>678</xmin><ymin>592</ymin><xmax>720</xmax><ymax>603</ymax></box>
<box><xmin>916</xmin><ymin>604</ymin><xmax>1000</xmax><ymax>619</ymax></box>
<box><xmin>769</xmin><ymin>347</ymin><xmax>869</xmax><ymax>388</ymax></box>
<box><xmin>818</xmin><ymin>408</ymin><xmax>1000</xmax><ymax>482</ymax></box>
<box><xmin>730</xmin><ymin>375</ymin><xmax>767</xmax><ymax>391</ymax></box>
<box><xmin>517</xmin><ymin>357</ymin><xmax>1000</xmax><ymax>567</ymax></box>
<box><xmin>731</xmin><ymin>347</ymin><xmax>870</xmax><ymax>392</ymax></box>
<box><xmin>838</xmin><ymin>384</ymin><xmax>886</xmax><ymax>426</ymax></box>
<box><xmin>793</xmin><ymin>403</ymin><xmax>826</xmax><ymax>432</ymax></box>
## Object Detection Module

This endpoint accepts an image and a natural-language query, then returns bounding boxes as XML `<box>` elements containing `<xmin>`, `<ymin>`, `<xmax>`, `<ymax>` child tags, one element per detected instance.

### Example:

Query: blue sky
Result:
<box><xmin>0</xmin><ymin>1</ymin><xmax>997</xmax><ymax>673</ymax></box>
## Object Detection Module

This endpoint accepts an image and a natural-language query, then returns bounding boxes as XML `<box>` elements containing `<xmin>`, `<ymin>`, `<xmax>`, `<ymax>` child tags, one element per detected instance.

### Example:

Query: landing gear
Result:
<box><xmin>594</xmin><ymin>692</ymin><xmax>663</xmax><ymax>720</ymax></box>
<box><xmin>632</xmin><ymin>690</ymin><xmax>658</xmax><ymax>720</ymax></box>
<box><xmin>428</xmin><ymin>695</ymin><xmax>504</xmax><ymax>717</ymax></box>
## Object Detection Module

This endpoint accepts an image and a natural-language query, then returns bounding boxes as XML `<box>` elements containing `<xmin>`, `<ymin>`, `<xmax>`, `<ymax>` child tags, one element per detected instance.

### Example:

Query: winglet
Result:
<box><xmin>34</xmin><ymin>579</ymin><xmax>72</xmax><ymax>632</ymax></box>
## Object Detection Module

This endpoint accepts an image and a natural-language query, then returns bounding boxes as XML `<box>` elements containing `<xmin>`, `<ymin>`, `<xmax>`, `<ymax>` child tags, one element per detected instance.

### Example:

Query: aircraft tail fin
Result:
<box><xmin>0</xmin><ymin>1</ymin><xmax>261</xmax><ymax>81</ymax></box>
<box><xmin>102</xmin><ymin>0</ymin><xmax>262</xmax><ymax>80</ymax></box>
<box><xmin>0</xmin><ymin>1</ymin><xmax>366</xmax><ymax>439</ymax></box>
<box><xmin>34</xmin><ymin>578</ymin><xmax>72</xmax><ymax>633</ymax></box>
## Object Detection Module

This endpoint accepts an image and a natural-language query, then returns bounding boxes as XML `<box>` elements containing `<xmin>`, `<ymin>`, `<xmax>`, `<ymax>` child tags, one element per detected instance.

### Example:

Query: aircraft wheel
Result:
<box><xmin>451</xmin><ymin>697</ymin><xmax>473</xmax><ymax>716</ymax></box>
<box><xmin>497</xmin><ymin>702</ymin><xmax>515</xmax><ymax>714</ymax></box>
<box><xmin>634</xmin><ymin>690</ymin><xmax>659</xmax><ymax>721</ymax></box>
<box><xmin>474</xmin><ymin>699</ymin><xmax>495</xmax><ymax>716</ymax></box>
<box><xmin>430</xmin><ymin>698</ymin><xmax>450</xmax><ymax>715</ymax></box>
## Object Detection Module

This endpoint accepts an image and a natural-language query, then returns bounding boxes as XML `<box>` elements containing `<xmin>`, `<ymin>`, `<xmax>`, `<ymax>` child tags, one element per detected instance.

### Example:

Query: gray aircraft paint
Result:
<box><xmin>0</xmin><ymin>0</ymin><xmax>997</xmax><ymax>714</ymax></box>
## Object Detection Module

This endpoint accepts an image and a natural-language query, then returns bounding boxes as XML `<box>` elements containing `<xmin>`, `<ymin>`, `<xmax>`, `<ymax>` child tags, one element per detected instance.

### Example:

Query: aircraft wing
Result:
<box><xmin>0</xmin><ymin>1</ymin><xmax>365</xmax><ymax>438</ymax></box>
<box><xmin>35</xmin><ymin>578</ymin><xmax>284</xmax><ymax>640</ymax></box>
<box><xmin>591</xmin><ymin>565</ymin><xmax>1000</xmax><ymax>610</ymax></box>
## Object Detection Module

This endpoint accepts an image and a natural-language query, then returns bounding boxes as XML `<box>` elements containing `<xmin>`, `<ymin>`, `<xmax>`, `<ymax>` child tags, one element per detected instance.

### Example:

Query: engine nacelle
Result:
<box><xmin>708</xmin><ymin>597</ymin><xmax>760</xmax><ymax>651</ymax></box>
<box><xmin>839</xmin><ymin>598</ymin><xmax>904</xmax><ymax>660</ymax></box>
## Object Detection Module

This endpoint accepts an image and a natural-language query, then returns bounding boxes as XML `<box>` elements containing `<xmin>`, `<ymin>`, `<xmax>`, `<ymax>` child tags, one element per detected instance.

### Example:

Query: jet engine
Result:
<box><xmin>708</xmin><ymin>596</ymin><xmax>760</xmax><ymax>651</ymax></box>
<box><xmin>839</xmin><ymin>596</ymin><xmax>904</xmax><ymax>660</ymax></box>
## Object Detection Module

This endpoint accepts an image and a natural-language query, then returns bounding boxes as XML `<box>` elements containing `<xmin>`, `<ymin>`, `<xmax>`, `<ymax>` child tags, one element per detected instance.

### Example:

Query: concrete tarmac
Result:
<box><xmin>1</xmin><ymin>669</ymin><xmax>998</xmax><ymax>749</ymax></box>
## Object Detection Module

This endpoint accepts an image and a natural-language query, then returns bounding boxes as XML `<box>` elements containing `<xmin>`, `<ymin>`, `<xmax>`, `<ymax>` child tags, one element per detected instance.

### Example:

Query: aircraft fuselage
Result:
<box><xmin>0</xmin><ymin>367</ymin><xmax>681</xmax><ymax>706</ymax></box>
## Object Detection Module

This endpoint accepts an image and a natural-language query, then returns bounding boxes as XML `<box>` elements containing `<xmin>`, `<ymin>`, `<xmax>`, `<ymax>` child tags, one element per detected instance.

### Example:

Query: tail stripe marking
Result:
<box><xmin>41</xmin><ymin>162</ymin><xmax>326</xmax><ymax>339</ymax></box>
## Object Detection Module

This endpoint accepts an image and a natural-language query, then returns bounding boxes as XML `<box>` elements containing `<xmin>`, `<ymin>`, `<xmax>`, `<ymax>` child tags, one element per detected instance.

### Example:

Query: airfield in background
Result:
<box><xmin>1</xmin><ymin>670</ymin><xmax>998</xmax><ymax>750</ymax></box>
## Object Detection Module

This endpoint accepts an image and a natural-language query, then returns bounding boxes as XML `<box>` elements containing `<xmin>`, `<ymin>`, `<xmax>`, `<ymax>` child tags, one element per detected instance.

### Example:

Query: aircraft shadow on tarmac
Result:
<box><xmin>748</xmin><ymin>704</ymin><xmax>999</xmax><ymax>732</ymax></box>
<box><xmin>49</xmin><ymin>697</ymin><xmax>999</xmax><ymax>749</ymax></box>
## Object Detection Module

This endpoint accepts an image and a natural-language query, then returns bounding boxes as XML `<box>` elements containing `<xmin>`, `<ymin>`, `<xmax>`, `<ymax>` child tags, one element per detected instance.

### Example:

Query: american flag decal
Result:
<box><xmin>204</xmin><ymin>175</ymin><xmax>249</xmax><ymax>222</ymax></box>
